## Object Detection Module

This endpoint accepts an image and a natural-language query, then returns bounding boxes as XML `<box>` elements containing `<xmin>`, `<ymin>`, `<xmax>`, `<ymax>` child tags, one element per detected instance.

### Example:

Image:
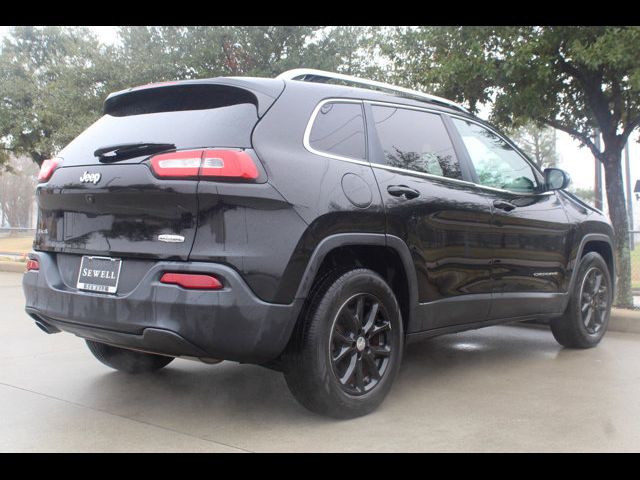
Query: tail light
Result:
<box><xmin>38</xmin><ymin>158</ymin><xmax>62</xmax><ymax>182</ymax></box>
<box><xmin>150</xmin><ymin>149</ymin><xmax>258</xmax><ymax>180</ymax></box>
<box><xmin>160</xmin><ymin>272</ymin><xmax>223</xmax><ymax>290</ymax></box>
<box><xmin>149</xmin><ymin>150</ymin><xmax>202</xmax><ymax>177</ymax></box>
<box><xmin>26</xmin><ymin>259</ymin><xmax>40</xmax><ymax>272</ymax></box>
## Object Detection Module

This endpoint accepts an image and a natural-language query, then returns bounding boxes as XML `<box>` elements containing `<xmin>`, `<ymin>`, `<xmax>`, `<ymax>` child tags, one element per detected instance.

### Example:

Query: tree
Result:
<box><xmin>0</xmin><ymin>26</ymin><xmax>118</xmax><ymax>168</ymax></box>
<box><xmin>114</xmin><ymin>26</ymin><xmax>361</xmax><ymax>85</ymax></box>
<box><xmin>0</xmin><ymin>155</ymin><xmax>38</xmax><ymax>230</ymax></box>
<box><xmin>508</xmin><ymin>123</ymin><xmax>558</xmax><ymax>169</ymax></box>
<box><xmin>0</xmin><ymin>26</ymin><xmax>378</xmax><ymax>174</ymax></box>
<box><xmin>570</xmin><ymin>187</ymin><xmax>596</xmax><ymax>206</ymax></box>
<box><xmin>384</xmin><ymin>26</ymin><xmax>640</xmax><ymax>307</ymax></box>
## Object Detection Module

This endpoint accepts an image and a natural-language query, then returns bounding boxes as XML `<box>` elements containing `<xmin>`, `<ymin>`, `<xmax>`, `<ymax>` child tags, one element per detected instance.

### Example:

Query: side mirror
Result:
<box><xmin>544</xmin><ymin>168</ymin><xmax>571</xmax><ymax>191</ymax></box>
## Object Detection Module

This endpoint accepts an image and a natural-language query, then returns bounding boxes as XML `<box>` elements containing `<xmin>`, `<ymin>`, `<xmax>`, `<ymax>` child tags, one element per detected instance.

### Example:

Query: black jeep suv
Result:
<box><xmin>23</xmin><ymin>69</ymin><xmax>615</xmax><ymax>418</ymax></box>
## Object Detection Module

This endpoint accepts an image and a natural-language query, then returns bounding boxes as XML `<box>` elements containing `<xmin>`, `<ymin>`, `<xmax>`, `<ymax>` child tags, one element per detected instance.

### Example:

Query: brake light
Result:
<box><xmin>200</xmin><ymin>150</ymin><xmax>258</xmax><ymax>179</ymax></box>
<box><xmin>160</xmin><ymin>272</ymin><xmax>223</xmax><ymax>290</ymax></box>
<box><xmin>26</xmin><ymin>259</ymin><xmax>39</xmax><ymax>272</ymax></box>
<box><xmin>133</xmin><ymin>81</ymin><xmax>178</xmax><ymax>90</ymax></box>
<box><xmin>150</xmin><ymin>150</ymin><xmax>202</xmax><ymax>178</ymax></box>
<box><xmin>38</xmin><ymin>158</ymin><xmax>62</xmax><ymax>182</ymax></box>
<box><xmin>150</xmin><ymin>149</ymin><xmax>258</xmax><ymax>180</ymax></box>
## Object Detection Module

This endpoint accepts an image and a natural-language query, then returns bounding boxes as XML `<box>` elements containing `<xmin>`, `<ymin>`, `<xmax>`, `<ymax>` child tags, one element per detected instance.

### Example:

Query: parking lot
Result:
<box><xmin>1</xmin><ymin>270</ymin><xmax>640</xmax><ymax>452</ymax></box>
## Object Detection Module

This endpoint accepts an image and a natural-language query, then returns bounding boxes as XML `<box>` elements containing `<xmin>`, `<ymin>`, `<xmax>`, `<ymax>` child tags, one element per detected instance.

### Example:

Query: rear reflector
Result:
<box><xmin>160</xmin><ymin>272</ymin><xmax>223</xmax><ymax>290</ymax></box>
<box><xmin>26</xmin><ymin>259</ymin><xmax>39</xmax><ymax>272</ymax></box>
<box><xmin>150</xmin><ymin>149</ymin><xmax>258</xmax><ymax>180</ymax></box>
<box><xmin>38</xmin><ymin>158</ymin><xmax>62</xmax><ymax>182</ymax></box>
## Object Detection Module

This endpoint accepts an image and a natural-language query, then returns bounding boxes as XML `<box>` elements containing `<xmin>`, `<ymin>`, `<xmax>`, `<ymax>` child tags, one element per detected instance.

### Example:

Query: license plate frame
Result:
<box><xmin>76</xmin><ymin>255</ymin><xmax>122</xmax><ymax>294</ymax></box>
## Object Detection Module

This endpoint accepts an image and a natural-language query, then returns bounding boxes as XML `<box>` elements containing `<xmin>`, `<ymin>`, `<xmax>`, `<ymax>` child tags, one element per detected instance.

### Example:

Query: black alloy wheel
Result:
<box><xmin>284</xmin><ymin>268</ymin><xmax>404</xmax><ymax>418</ymax></box>
<box><xmin>330</xmin><ymin>293</ymin><xmax>392</xmax><ymax>395</ymax></box>
<box><xmin>550</xmin><ymin>252</ymin><xmax>612</xmax><ymax>349</ymax></box>
<box><xmin>579</xmin><ymin>266</ymin><xmax>609</xmax><ymax>335</ymax></box>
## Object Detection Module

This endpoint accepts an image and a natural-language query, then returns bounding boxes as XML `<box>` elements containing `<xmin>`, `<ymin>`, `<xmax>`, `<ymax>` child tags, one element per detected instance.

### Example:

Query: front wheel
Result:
<box><xmin>85</xmin><ymin>340</ymin><xmax>174</xmax><ymax>373</ymax></box>
<box><xmin>550</xmin><ymin>252</ymin><xmax>612</xmax><ymax>348</ymax></box>
<box><xmin>284</xmin><ymin>268</ymin><xmax>404</xmax><ymax>418</ymax></box>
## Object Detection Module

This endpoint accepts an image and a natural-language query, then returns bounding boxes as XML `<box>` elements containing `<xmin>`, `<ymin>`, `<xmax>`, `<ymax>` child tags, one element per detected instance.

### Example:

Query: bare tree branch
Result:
<box><xmin>539</xmin><ymin>117</ymin><xmax>602</xmax><ymax>160</ymax></box>
<box><xmin>621</xmin><ymin>114</ymin><xmax>640</xmax><ymax>145</ymax></box>
<box><xmin>556</xmin><ymin>55</ymin><xmax>615</xmax><ymax>142</ymax></box>
<box><xmin>611</xmin><ymin>79</ymin><xmax>624</xmax><ymax>128</ymax></box>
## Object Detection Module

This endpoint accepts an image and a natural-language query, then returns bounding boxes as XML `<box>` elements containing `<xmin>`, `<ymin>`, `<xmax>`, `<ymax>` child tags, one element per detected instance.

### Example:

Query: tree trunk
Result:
<box><xmin>603</xmin><ymin>152</ymin><xmax>633</xmax><ymax>307</ymax></box>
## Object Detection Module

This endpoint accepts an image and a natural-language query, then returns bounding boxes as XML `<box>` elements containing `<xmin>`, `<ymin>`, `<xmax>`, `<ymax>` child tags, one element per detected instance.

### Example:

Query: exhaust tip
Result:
<box><xmin>34</xmin><ymin>319</ymin><xmax>61</xmax><ymax>335</ymax></box>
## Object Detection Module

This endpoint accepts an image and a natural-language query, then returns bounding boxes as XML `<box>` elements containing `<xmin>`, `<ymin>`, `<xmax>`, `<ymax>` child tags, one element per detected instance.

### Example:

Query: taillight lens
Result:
<box><xmin>160</xmin><ymin>272</ymin><xmax>223</xmax><ymax>290</ymax></box>
<box><xmin>38</xmin><ymin>158</ymin><xmax>62</xmax><ymax>182</ymax></box>
<box><xmin>150</xmin><ymin>150</ymin><xmax>203</xmax><ymax>178</ymax></box>
<box><xmin>150</xmin><ymin>149</ymin><xmax>258</xmax><ymax>180</ymax></box>
<box><xmin>26</xmin><ymin>259</ymin><xmax>39</xmax><ymax>271</ymax></box>
<box><xmin>200</xmin><ymin>150</ymin><xmax>258</xmax><ymax>179</ymax></box>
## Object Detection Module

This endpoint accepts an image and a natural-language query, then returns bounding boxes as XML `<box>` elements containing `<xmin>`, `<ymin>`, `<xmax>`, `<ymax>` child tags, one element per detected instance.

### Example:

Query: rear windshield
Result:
<box><xmin>58</xmin><ymin>85</ymin><xmax>259</xmax><ymax>166</ymax></box>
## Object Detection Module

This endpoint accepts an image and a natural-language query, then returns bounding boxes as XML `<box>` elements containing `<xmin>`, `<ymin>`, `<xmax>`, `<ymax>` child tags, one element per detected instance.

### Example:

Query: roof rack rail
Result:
<box><xmin>276</xmin><ymin>68</ymin><xmax>469</xmax><ymax>113</ymax></box>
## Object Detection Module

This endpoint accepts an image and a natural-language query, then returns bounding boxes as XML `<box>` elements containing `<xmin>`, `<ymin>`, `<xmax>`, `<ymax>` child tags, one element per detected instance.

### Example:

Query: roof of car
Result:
<box><xmin>104</xmin><ymin>75</ymin><xmax>475</xmax><ymax>120</ymax></box>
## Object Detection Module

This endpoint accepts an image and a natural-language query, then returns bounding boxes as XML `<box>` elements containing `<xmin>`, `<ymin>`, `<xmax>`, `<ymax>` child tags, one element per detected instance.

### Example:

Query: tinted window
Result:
<box><xmin>308</xmin><ymin>102</ymin><xmax>366</xmax><ymax>160</ymax></box>
<box><xmin>371</xmin><ymin>106</ymin><xmax>461</xmax><ymax>180</ymax></box>
<box><xmin>59</xmin><ymin>105</ymin><xmax>258</xmax><ymax>166</ymax></box>
<box><xmin>452</xmin><ymin>118</ymin><xmax>538</xmax><ymax>193</ymax></box>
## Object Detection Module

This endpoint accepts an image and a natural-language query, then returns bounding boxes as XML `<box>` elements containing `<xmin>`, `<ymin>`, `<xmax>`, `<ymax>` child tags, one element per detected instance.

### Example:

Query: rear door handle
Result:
<box><xmin>387</xmin><ymin>185</ymin><xmax>420</xmax><ymax>200</ymax></box>
<box><xmin>493</xmin><ymin>200</ymin><xmax>517</xmax><ymax>212</ymax></box>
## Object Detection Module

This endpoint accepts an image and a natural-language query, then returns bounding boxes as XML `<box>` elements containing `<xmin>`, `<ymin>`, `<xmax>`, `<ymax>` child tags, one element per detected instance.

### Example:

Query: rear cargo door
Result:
<box><xmin>35</xmin><ymin>82</ymin><xmax>279</xmax><ymax>261</ymax></box>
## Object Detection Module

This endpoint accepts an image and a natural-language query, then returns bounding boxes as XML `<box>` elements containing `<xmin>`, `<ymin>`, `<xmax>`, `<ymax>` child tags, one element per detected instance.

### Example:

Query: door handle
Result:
<box><xmin>493</xmin><ymin>199</ymin><xmax>517</xmax><ymax>212</ymax></box>
<box><xmin>387</xmin><ymin>185</ymin><xmax>420</xmax><ymax>199</ymax></box>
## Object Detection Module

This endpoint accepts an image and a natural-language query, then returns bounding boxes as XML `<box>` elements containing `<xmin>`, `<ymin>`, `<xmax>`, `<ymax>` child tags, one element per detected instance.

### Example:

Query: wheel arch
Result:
<box><xmin>293</xmin><ymin>234</ymin><xmax>419</xmax><ymax>332</ymax></box>
<box><xmin>569</xmin><ymin>234</ymin><xmax>616</xmax><ymax>299</ymax></box>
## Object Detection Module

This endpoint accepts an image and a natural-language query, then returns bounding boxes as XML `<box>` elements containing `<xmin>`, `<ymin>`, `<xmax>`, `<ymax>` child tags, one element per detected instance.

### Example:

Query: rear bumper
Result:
<box><xmin>23</xmin><ymin>251</ymin><xmax>302</xmax><ymax>364</ymax></box>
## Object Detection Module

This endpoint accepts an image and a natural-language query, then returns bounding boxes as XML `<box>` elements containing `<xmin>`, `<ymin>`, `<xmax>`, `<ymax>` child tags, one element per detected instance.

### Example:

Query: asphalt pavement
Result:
<box><xmin>2</xmin><ymin>271</ymin><xmax>639</xmax><ymax>452</ymax></box>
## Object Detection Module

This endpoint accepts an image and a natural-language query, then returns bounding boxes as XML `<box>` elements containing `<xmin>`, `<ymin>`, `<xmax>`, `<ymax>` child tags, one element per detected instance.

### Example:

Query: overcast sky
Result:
<box><xmin>1</xmin><ymin>25</ymin><xmax>638</xmax><ymax>215</ymax></box>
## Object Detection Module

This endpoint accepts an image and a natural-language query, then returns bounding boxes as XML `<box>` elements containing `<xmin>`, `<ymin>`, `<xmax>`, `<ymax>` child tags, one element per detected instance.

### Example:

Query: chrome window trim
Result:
<box><xmin>370</xmin><ymin>163</ymin><xmax>476</xmax><ymax>188</ymax></box>
<box><xmin>303</xmin><ymin>98</ymin><xmax>369</xmax><ymax>165</ymax></box>
<box><xmin>368</xmin><ymin>100</ymin><xmax>545</xmax><ymax>182</ymax></box>
<box><xmin>369</xmin><ymin>99</ymin><xmax>541</xmax><ymax>176</ymax></box>
<box><xmin>368</xmin><ymin>99</ymin><xmax>452</xmax><ymax>116</ymax></box>
<box><xmin>303</xmin><ymin>98</ymin><xmax>554</xmax><ymax>197</ymax></box>
<box><xmin>369</xmin><ymin>163</ymin><xmax>554</xmax><ymax>196</ymax></box>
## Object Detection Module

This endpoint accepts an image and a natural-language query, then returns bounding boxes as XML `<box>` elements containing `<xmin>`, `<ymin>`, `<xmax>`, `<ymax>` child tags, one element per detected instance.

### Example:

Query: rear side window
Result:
<box><xmin>308</xmin><ymin>102</ymin><xmax>366</xmax><ymax>160</ymax></box>
<box><xmin>58</xmin><ymin>85</ymin><xmax>259</xmax><ymax>166</ymax></box>
<box><xmin>371</xmin><ymin>106</ymin><xmax>462</xmax><ymax>180</ymax></box>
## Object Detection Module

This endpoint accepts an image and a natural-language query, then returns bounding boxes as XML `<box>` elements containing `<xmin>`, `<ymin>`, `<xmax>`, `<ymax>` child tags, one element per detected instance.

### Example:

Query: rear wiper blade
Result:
<box><xmin>95</xmin><ymin>142</ymin><xmax>176</xmax><ymax>162</ymax></box>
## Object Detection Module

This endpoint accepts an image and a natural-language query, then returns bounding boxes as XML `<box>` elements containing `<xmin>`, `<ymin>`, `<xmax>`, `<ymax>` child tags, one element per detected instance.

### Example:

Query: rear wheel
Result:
<box><xmin>284</xmin><ymin>268</ymin><xmax>404</xmax><ymax>418</ymax></box>
<box><xmin>550</xmin><ymin>252</ymin><xmax>612</xmax><ymax>348</ymax></box>
<box><xmin>85</xmin><ymin>340</ymin><xmax>174</xmax><ymax>373</ymax></box>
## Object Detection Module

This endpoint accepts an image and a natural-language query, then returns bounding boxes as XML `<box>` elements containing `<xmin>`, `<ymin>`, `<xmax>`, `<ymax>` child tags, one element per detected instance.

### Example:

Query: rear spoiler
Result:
<box><xmin>104</xmin><ymin>77</ymin><xmax>285</xmax><ymax>117</ymax></box>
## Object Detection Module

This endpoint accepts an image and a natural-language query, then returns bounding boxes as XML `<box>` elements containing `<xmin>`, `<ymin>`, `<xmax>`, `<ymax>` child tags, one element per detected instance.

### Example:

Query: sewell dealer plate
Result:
<box><xmin>76</xmin><ymin>256</ymin><xmax>122</xmax><ymax>294</ymax></box>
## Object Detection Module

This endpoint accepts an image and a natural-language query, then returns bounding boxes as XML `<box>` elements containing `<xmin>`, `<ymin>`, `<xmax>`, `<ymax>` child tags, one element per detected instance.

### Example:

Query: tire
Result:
<box><xmin>550</xmin><ymin>252</ymin><xmax>613</xmax><ymax>349</ymax></box>
<box><xmin>283</xmin><ymin>268</ymin><xmax>404</xmax><ymax>419</ymax></box>
<box><xmin>85</xmin><ymin>340</ymin><xmax>174</xmax><ymax>374</ymax></box>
